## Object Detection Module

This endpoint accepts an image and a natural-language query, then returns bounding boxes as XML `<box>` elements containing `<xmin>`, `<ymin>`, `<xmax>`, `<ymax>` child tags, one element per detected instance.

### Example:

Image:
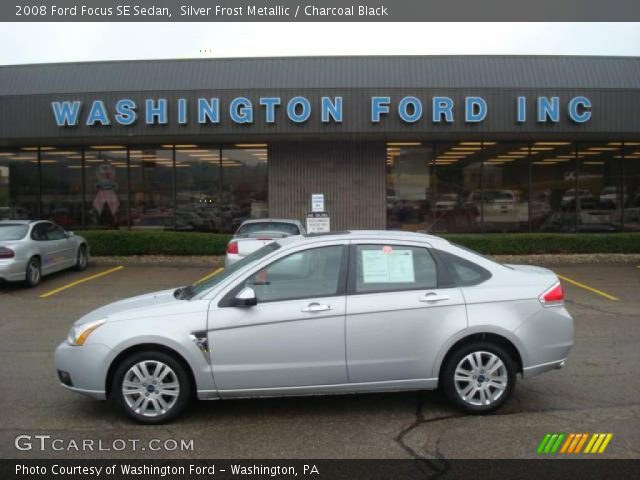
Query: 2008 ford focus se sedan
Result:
<box><xmin>55</xmin><ymin>231</ymin><xmax>574</xmax><ymax>423</ymax></box>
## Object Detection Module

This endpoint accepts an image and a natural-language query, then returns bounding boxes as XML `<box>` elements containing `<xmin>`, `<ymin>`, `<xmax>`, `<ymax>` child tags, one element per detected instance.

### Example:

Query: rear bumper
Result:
<box><xmin>224</xmin><ymin>253</ymin><xmax>242</xmax><ymax>267</ymax></box>
<box><xmin>515</xmin><ymin>305</ymin><xmax>574</xmax><ymax>377</ymax></box>
<box><xmin>0</xmin><ymin>258</ymin><xmax>28</xmax><ymax>282</ymax></box>
<box><xmin>522</xmin><ymin>358</ymin><xmax>567</xmax><ymax>378</ymax></box>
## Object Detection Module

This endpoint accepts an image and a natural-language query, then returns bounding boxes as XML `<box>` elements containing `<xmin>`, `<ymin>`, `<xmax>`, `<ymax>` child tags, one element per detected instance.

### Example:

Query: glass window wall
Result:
<box><xmin>129</xmin><ymin>147</ymin><xmax>175</xmax><ymax>231</ymax></box>
<box><xmin>84</xmin><ymin>146</ymin><xmax>128</xmax><ymax>229</ymax></box>
<box><xmin>386</xmin><ymin>143</ymin><xmax>434</xmax><ymax>231</ymax></box>
<box><xmin>0</xmin><ymin>149</ymin><xmax>39</xmax><ymax>220</ymax></box>
<box><xmin>432</xmin><ymin>142</ymin><xmax>483</xmax><ymax>233</ymax></box>
<box><xmin>221</xmin><ymin>146</ymin><xmax>269</xmax><ymax>233</ymax></box>
<box><xmin>175</xmin><ymin>146</ymin><xmax>223</xmax><ymax>232</ymax></box>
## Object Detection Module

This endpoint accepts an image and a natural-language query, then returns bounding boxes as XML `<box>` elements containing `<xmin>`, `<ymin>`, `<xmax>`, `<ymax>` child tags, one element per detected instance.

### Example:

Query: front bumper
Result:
<box><xmin>54</xmin><ymin>341</ymin><xmax>112</xmax><ymax>400</ymax></box>
<box><xmin>0</xmin><ymin>258</ymin><xmax>28</xmax><ymax>282</ymax></box>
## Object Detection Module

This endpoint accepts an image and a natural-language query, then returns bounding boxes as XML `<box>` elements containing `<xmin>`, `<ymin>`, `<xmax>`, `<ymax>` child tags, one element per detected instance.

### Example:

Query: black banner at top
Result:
<box><xmin>3</xmin><ymin>0</ymin><xmax>640</xmax><ymax>22</ymax></box>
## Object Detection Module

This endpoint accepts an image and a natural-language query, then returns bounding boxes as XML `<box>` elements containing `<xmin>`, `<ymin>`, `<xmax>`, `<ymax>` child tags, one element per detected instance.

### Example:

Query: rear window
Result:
<box><xmin>435</xmin><ymin>249</ymin><xmax>491</xmax><ymax>287</ymax></box>
<box><xmin>0</xmin><ymin>224</ymin><xmax>28</xmax><ymax>240</ymax></box>
<box><xmin>236</xmin><ymin>222</ymin><xmax>300</xmax><ymax>237</ymax></box>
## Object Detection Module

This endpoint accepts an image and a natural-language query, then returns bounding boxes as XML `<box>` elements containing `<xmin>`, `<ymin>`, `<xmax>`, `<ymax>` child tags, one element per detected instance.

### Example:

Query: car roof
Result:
<box><xmin>278</xmin><ymin>230</ymin><xmax>450</xmax><ymax>247</ymax></box>
<box><xmin>0</xmin><ymin>219</ymin><xmax>35</xmax><ymax>225</ymax></box>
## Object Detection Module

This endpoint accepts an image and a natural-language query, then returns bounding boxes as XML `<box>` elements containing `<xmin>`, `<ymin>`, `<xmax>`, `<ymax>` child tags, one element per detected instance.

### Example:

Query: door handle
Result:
<box><xmin>419</xmin><ymin>292</ymin><xmax>450</xmax><ymax>303</ymax></box>
<box><xmin>302</xmin><ymin>302</ymin><xmax>333</xmax><ymax>313</ymax></box>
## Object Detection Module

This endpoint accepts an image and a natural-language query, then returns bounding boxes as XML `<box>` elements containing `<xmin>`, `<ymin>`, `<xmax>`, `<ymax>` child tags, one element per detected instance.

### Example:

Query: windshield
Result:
<box><xmin>236</xmin><ymin>222</ymin><xmax>300</xmax><ymax>237</ymax></box>
<box><xmin>0</xmin><ymin>224</ymin><xmax>28</xmax><ymax>240</ymax></box>
<box><xmin>186</xmin><ymin>242</ymin><xmax>281</xmax><ymax>298</ymax></box>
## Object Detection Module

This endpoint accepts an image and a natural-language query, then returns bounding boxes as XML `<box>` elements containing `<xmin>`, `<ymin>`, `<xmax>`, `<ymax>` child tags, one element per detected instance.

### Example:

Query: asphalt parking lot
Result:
<box><xmin>0</xmin><ymin>261</ymin><xmax>639</xmax><ymax>460</ymax></box>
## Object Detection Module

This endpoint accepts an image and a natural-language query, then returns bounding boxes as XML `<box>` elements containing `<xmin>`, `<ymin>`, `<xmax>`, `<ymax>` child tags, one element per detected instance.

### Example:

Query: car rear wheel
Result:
<box><xmin>441</xmin><ymin>341</ymin><xmax>516</xmax><ymax>413</ymax></box>
<box><xmin>112</xmin><ymin>351</ymin><xmax>191</xmax><ymax>424</ymax></box>
<box><xmin>75</xmin><ymin>244</ymin><xmax>88</xmax><ymax>271</ymax></box>
<box><xmin>25</xmin><ymin>257</ymin><xmax>41</xmax><ymax>288</ymax></box>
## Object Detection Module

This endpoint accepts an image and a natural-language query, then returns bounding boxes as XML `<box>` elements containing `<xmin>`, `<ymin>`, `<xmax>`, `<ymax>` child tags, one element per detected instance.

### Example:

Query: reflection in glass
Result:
<box><xmin>386</xmin><ymin>144</ymin><xmax>433</xmax><ymax>231</ymax></box>
<box><xmin>432</xmin><ymin>142</ymin><xmax>483</xmax><ymax>233</ymax></box>
<box><xmin>221</xmin><ymin>148</ymin><xmax>268</xmax><ymax>233</ymax></box>
<box><xmin>129</xmin><ymin>147</ymin><xmax>175</xmax><ymax>230</ymax></box>
<box><xmin>480</xmin><ymin>143</ymin><xmax>529</xmax><ymax>233</ymax></box>
<box><xmin>84</xmin><ymin>147</ymin><xmax>128</xmax><ymax>228</ymax></box>
<box><xmin>623</xmin><ymin>142</ymin><xmax>640</xmax><ymax>231</ymax></box>
<box><xmin>531</xmin><ymin>143</ymin><xmax>577</xmax><ymax>232</ymax></box>
<box><xmin>175</xmin><ymin>147</ymin><xmax>222</xmax><ymax>232</ymax></box>
<box><xmin>0</xmin><ymin>150</ymin><xmax>39</xmax><ymax>220</ymax></box>
<box><xmin>577</xmin><ymin>143</ymin><xmax>622</xmax><ymax>232</ymax></box>
<box><xmin>40</xmin><ymin>147</ymin><xmax>83</xmax><ymax>228</ymax></box>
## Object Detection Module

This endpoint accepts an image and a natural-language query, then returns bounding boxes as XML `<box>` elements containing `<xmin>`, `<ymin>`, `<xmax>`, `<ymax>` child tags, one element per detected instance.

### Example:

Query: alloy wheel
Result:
<box><xmin>453</xmin><ymin>351</ymin><xmax>508</xmax><ymax>407</ymax></box>
<box><xmin>77</xmin><ymin>247</ymin><xmax>87</xmax><ymax>269</ymax></box>
<box><xmin>121</xmin><ymin>360</ymin><xmax>180</xmax><ymax>417</ymax></box>
<box><xmin>28</xmin><ymin>260</ymin><xmax>40</xmax><ymax>285</ymax></box>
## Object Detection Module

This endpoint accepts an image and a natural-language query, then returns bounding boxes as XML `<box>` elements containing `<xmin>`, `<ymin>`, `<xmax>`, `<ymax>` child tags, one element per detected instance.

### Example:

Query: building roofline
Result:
<box><xmin>1</xmin><ymin>53</ymin><xmax>639</xmax><ymax>69</ymax></box>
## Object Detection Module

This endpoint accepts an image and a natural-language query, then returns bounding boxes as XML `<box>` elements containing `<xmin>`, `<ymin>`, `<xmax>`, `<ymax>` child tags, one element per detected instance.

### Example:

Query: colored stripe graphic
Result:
<box><xmin>537</xmin><ymin>433</ymin><xmax>564</xmax><ymax>453</ymax></box>
<box><xmin>560</xmin><ymin>433</ymin><xmax>575</xmax><ymax>453</ymax></box>
<box><xmin>574</xmin><ymin>433</ymin><xmax>589</xmax><ymax>453</ymax></box>
<box><xmin>538</xmin><ymin>433</ymin><xmax>613</xmax><ymax>454</ymax></box>
<box><xmin>585</xmin><ymin>433</ymin><xmax>613</xmax><ymax>454</ymax></box>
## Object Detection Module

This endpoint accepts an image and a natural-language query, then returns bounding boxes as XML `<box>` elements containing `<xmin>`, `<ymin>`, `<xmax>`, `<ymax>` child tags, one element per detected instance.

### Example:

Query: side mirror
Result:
<box><xmin>233</xmin><ymin>287</ymin><xmax>257</xmax><ymax>307</ymax></box>
<box><xmin>66</xmin><ymin>231</ymin><xmax>74</xmax><ymax>238</ymax></box>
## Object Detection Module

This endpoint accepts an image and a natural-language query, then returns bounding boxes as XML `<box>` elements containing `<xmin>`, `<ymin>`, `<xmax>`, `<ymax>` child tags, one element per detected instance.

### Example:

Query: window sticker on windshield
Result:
<box><xmin>383</xmin><ymin>245</ymin><xmax>393</xmax><ymax>254</ymax></box>
<box><xmin>362</xmin><ymin>249</ymin><xmax>415</xmax><ymax>283</ymax></box>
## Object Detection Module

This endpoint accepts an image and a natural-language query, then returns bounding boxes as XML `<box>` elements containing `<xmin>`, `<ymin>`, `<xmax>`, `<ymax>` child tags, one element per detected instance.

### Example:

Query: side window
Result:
<box><xmin>242</xmin><ymin>245</ymin><xmax>344</xmax><ymax>303</ymax></box>
<box><xmin>30</xmin><ymin>223</ymin><xmax>48</xmax><ymax>241</ymax></box>
<box><xmin>45</xmin><ymin>223</ymin><xmax>66</xmax><ymax>240</ymax></box>
<box><xmin>355</xmin><ymin>244</ymin><xmax>437</xmax><ymax>294</ymax></box>
<box><xmin>435</xmin><ymin>249</ymin><xmax>491</xmax><ymax>286</ymax></box>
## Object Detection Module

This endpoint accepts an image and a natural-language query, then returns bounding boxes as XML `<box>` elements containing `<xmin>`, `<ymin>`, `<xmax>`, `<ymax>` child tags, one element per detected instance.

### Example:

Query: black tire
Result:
<box><xmin>24</xmin><ymin>256</ymin><xmax>41</xmax><ymax>288</ymax></box>
<box><xmin>74</xmin><ymin>244</ymin><xmax>88</xmax><ymax>271</ymax></box>
<box><xmin>112</xmin><ymin>351</ymin><xmax>192</xmax><ymax>424</ymax></box>
<box><xmin>440</xmin><ymin>341</ymin><xmax>516</xmax><ymax>414</ymax></box>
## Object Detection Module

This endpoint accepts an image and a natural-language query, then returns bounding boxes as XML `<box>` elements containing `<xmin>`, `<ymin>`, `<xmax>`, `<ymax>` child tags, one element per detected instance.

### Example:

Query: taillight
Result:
<box><xmin>539</xmin><ymin>282</ymin><xmax>564</xmax><ymax>306</ymax></box>
<box><xmin>0</xmin><ymin>247</ymin><xmax>15</xmax><ymax>259</ymax></box>
<box><xmin>257</xmin><ymin>237</ymin><xmax>272</xmax><ymax>241</ymax></box>
<box><xmin>227</xmin><ymin>241</ymin><xmax>239</xmax><ymax>255</ymax></box>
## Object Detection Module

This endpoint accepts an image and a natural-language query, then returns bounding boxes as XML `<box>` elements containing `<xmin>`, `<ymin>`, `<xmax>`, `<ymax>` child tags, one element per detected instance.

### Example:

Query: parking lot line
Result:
<box><xmin>557</xmin><ymin>273</ymin><xmax>619</xmax><ymax>301</ymax></box>
<box><xmin>39</xmin><ymin>266</ymin><xmax>125</xmax><ymax>298</ymax></box>
<box><xmin>194</xmin><ymin>267</ymin><xmax>224</xmax><ymax>285</ymax></box>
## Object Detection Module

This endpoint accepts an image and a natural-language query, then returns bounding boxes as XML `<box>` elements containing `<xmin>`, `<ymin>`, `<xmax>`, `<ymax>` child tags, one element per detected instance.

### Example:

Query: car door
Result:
<box><xmin>208</xmin><ymin>243</ymin><xmax>349</xmax><ymax>395</ymax></box>
<box><xmin>43</xmin><ymin>222</ymin><xmax>75</xmax><ymax>271</ymax></box>
<box><xmin>30</xmin><ymin>222</ymin><xmax>57</xmax><ymax>274</ymax></box>
<box><xmin>345</xmin><ymin>241</ymin><xmax>467</xmax><ymax>384</ymax></box>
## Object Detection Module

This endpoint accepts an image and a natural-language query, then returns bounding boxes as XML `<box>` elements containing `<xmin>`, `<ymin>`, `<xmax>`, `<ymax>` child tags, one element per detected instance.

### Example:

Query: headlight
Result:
<box><xmin>67</xmin><ymin>319</ymin><xmax>106</xmax><ymax>346</ymax></box>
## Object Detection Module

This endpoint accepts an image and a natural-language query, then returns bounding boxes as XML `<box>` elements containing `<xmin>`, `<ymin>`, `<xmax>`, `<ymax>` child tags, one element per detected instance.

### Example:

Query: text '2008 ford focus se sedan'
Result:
<box><xmin>55</xmin><ymin>231</ymin><xmax>573</xmax><ymax>423</ymax></box>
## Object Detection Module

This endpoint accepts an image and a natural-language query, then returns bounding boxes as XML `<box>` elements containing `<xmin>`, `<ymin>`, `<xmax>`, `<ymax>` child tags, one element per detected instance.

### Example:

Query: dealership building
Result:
<box><xmin>0</xmin><ymin>55</ymin><xmax>639</xmax><ymax>233</ymax></box>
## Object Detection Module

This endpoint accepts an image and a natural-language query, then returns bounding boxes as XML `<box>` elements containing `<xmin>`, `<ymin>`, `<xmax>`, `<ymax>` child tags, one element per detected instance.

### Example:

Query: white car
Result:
<box><xmin>225</xmin><ymin>219</ymin><xmax>306</xmax><ymax>266</ymax></box>
<box><xmin>0</xmin><ymin>220</ymin><xmax>89</xmax><ymax>287</ymax></box>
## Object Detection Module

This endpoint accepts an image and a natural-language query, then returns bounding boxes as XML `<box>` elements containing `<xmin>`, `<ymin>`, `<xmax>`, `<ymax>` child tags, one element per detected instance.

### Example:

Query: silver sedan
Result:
<box><xmin>54</xmin><ymin>231</ymin><xmax>573</xmax><ymax>423</ymax></box>
<box><xmin>0</xmin><ymin>220</ymin><xmax>89</xmax><ymax>287</ymax></box>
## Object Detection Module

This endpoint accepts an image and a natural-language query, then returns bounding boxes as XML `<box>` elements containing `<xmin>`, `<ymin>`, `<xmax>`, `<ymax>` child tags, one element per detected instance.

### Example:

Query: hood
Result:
<box><xmin>74</xmin><ymin>288</ymin><xmax>181</xmax><ymax>326</ymax></box>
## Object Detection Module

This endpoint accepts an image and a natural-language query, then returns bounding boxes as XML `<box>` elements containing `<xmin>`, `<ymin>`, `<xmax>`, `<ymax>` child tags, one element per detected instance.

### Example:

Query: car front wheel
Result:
<box><xmin>441</xmin><ymin>341</ymin><xmax>516</xmax><ymax>413</ymax></box>
<box><xmin>112</xmin><ymin>351</ymin><xmax>191</xmax><ymax>424</ymax></box>
<box><xmin>75</xmin><ymin>244</ymin><xmax>88</xmax><ymax>271</ymax></box>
